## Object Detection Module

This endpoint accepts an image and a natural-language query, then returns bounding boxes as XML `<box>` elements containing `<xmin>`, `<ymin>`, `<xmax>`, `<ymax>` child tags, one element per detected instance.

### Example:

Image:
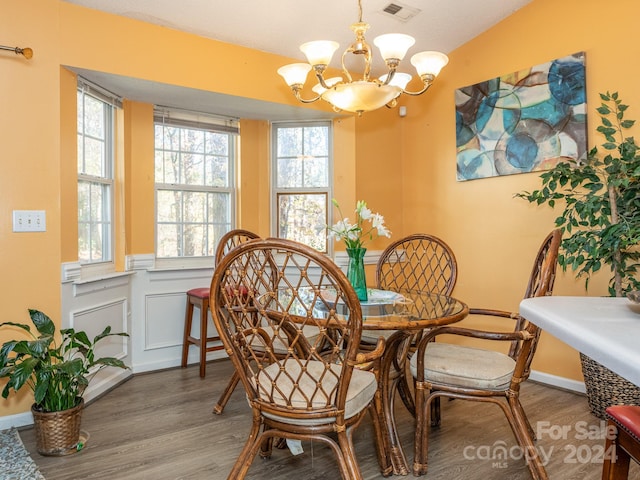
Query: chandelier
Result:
<box><xmin>277</xmin><ymin>0</ymin><xmax>448</xmax><ymax>116</ymax></box>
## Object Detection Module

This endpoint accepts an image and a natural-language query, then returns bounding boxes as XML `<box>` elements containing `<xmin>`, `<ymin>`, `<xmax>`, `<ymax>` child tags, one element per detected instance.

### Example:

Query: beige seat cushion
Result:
<box><xmin>410</xmin><ymin>342</ymin><xmax>516</xmax><ymax>391</ymax></box>
<box><xmin>256</xmin><ymin>359</ymin><xmax>377</xmax><ymax>426</ymax></box>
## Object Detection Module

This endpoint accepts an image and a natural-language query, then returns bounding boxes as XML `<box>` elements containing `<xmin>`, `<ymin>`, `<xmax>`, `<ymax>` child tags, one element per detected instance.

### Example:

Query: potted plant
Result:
<box><xmin>516</xmin><ymin>91</ymin><xmax>640</xmax><ymax>417</ymax></box>
<box><xmin>0</xmin><ymin>309</ymin><xmax>129</xmax><ymax>455</ymax></box>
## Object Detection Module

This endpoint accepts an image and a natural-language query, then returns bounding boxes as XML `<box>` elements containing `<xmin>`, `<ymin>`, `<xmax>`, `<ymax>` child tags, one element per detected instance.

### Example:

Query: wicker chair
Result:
<box><xmin>209</xmin><ymin>238</ymin><xmax>387</xmax><ymax>479</ymax></box>
<box><xmin>208</xmin><ymin>229</ymin><xmax>261</xmax><ymax>413</ymax></box>
<box><xmin>361</xmin><ymin>233</ymin><xmax>458</xmax><ymax>414</ymax></box>
<box><xmin>411</xmin><ymin>229</ymin><xmax>561</xmax><ymax>480</ymax></box>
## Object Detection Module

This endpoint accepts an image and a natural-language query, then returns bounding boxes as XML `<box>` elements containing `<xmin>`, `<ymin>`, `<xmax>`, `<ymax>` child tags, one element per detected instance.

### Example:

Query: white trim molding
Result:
<box><xmin>334</xmin><ymin>249</ymin><xmax>383</xmax><ymax>269</ymax></box>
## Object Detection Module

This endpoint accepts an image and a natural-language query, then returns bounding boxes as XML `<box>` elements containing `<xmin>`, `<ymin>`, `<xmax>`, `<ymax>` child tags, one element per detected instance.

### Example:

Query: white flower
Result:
<box><xmin>327</xmin><ymin>199</ymin><xmax>391</xmax><ymax>249</ymax></box>
<box><xmin>356</xmin><ymin>200</ymin><xmax>372</xmax><ymax>220</ymax></box>
<box><xmin>372</xmin><ymin>213</ymin><xmax>391</xmax><ymax>237</ymax></box>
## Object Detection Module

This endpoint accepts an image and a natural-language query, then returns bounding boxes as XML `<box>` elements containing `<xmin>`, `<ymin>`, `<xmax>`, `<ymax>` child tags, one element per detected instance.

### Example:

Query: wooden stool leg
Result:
<box><xmin>181</xmin><ymin>297</ymin><xmax>194</xmax><ymax>368</ymax></box>
<box><xmin>198</xmin><ymin>298</ymin><xmax>208</xmax><ymax>378</ymax></box>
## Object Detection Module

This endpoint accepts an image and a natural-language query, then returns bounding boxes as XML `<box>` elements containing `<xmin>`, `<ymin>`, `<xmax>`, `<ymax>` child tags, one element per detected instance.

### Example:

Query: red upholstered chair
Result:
<box><xmin>602</xmin><ymin>405</ymin><xmax>640</xmax><ymax>480</ymax></box>
<box><xmin>181</xmin><ymin>229</ymin><xmax>260</xmax><ymax>378</ymax></box>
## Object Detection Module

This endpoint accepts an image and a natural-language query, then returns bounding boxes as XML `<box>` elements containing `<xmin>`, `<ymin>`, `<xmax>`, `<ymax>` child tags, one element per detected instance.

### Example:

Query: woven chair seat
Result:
<box><xmin>409</xmin><ymin>342</ymin><xmax>515</xmax><ymax>390</ymax></box>
<box><xmin>257</xmin><ymin>360</ymin><xmax>377</xmax><ymax>426</ymax></box>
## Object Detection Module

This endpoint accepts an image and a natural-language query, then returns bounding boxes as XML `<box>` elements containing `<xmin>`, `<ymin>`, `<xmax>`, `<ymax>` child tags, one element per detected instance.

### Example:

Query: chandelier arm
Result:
<box><xmin>315</xmin><ymin>72</ymin><xmax>334</xmax><ymax>90</ymax></box>
<box><xmin>380</xmin><ymin>69</ymin><xmax>397</xmax><ymax>86</ymax></box>
<box><xmin>291</xmin><ymin>87</ymin><xmax>322</xmax><ymax>104</ymax></box>
<box><xmin>340</xmin><ymin>49</ymin><xmax>354</xmax><ymax>83</ymax></box>
<box><xmin>401</xmin><ymin>75</ymin><xmax>436</xmax><ymax>96</ymax></box>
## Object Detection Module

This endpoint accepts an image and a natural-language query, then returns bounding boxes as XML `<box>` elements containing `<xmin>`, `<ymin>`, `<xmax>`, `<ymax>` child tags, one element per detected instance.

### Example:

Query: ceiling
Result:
<box><xmin>62</xmin><ymin>0</ymin><xmax>532</xmax><ymax>120</ymax></box>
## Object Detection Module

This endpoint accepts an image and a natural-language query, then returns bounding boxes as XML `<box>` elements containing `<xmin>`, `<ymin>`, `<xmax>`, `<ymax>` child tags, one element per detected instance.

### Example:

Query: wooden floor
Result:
<box><xmin>20</xmin><ymin>359</ymin><xmax>638</xmax><ymax>479</ymax></box>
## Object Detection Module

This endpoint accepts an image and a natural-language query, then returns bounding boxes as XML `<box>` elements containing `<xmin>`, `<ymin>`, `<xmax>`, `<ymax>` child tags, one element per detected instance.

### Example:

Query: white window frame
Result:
<box><xmin>77</xmin><ymin>80</ymin><xmax>119</xmax><ymax>274</ymax></box>
<box><xmin>271</xmin><ymin>121</ymin><xmax>333</xmax><ymax>253</ymax></box>
<box><xmin>154</xmin><ymin>108</ymin><xmax>238</xmax><ymax>267</ymax></box>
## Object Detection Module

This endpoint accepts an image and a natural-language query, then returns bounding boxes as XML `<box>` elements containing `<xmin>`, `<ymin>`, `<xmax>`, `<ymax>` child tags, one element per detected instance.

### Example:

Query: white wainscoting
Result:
<box><xmin>127</xmin><ymin>258</ymin><xmax>226</xmax><ymax>373</ymax></box>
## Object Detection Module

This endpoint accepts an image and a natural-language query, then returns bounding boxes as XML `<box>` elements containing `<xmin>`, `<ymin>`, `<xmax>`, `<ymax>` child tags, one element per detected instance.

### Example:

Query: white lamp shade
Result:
<box><xmin>410</xmin><ymin>51</ymin><xmax>449</xmax><ymax>77</ymax></box>
<box><xmin>300</xmin><ymin>41</ymin><xmax>340</xmax><ymax>66</ymax></box>
<box><xmin>312</xmin><ymin>77</ymin><xmax>342</xmax><ymax>95</ymax></box>
<box><xmin>379</xmin><ymin>72</ymin><xmax>412</xmax><ymax>90</ymax></box>
<box><xmin>373</xmin><ymin>33</ymin><xmax>415</xmax><ymax>61</ymax></box>
<box><xmin>277</xmin><ymin>63</ymin><xmax>312</xmax><ymax>86</ymax></box>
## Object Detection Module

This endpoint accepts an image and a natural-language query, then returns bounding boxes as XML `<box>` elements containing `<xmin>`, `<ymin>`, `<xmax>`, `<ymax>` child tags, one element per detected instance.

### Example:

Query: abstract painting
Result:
<box><xmin>455</xmin><ymin>52</ymin><xmax>587</xmax><ymax>181</ymax></box>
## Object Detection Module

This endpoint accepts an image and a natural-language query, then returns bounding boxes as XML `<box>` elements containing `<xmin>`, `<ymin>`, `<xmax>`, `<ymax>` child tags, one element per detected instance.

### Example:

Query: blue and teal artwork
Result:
<box><xmin>455</xmin><ymin>52</ymin><xmax>587</xmax><ymax>181</ymax></box>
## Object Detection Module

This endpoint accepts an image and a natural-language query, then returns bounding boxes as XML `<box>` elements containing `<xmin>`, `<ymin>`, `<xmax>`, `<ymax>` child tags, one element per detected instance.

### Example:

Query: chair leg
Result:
<box><xmin>198</xmin><ymin>299</ymin><xmax>208</xmax><ymax>378</ymax></box>
<box><xmin>601</xmin><ymin>417</ymin><xmax>632</xmax><ymax>480</ymax></box>
<box><xmin>337</xmin><ymin>427</ymin><xmax>364</xmax><ymax>480</ymax></box>
<box><xmin>413</xmin><ymin>383</ymin><xmax>430</xmax><ymax>476</ymax></box>
<box><xmin>213</xmin><ymin>371</ymin><xmax>240</xmax><ymax>414</ymax></box>
<box><xmin>504</xmin><ymin>396</ymin><xmax>548</xmax><ymax>480</ymax></box>
<box><xmin>181</xmin><ymin>298</ymin><xmax>194</xmax><ymax>368</ymax></box>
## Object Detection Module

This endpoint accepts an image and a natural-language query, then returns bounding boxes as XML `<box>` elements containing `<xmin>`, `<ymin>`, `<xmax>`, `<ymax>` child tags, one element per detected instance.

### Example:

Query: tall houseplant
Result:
<box><xmin>517</xmin><ymin>91</ymin><xmax>640</xmax><ymax>418</ymax></box>
<box><xmin>517</xmin><ymin>91</ymin><xmax>640</xmax><ymax>296</ymax></box>
<box><xmin>1</xmin><ymin>309</ymin><xmax>129</xmax><ymax>454</ymax></box>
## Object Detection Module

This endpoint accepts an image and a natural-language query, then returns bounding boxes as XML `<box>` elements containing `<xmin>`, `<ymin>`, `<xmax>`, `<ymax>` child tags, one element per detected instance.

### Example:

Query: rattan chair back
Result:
<box><xmin>214</xmin><ymin>228</ymin><xmax>260</xmax><ymax>264</ymax></box>
<box><xmin>376</xmin><ymin>233</ymin><xmax>458</xmax><ymax>295</ymax></box>
<box><xmin>210</xmin><ymin>238</ymin><xmax>380</xmax><ymax>480</ymax></box>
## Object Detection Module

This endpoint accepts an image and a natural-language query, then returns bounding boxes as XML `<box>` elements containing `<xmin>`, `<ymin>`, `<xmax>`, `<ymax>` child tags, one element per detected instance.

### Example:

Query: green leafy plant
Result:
<box><xmin>0</xmin><ymin>309</ymin><xmax>129</xmax><ymax>412</ymax></box>
<box><xmin>516</xmin><ymin>92</ymin><xmax>640</xmax><ymax>296</ymax></box>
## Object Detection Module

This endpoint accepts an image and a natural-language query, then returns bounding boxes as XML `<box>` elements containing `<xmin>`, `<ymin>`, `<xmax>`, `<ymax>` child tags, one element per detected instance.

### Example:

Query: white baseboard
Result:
<box><xmin>0</xmin><ymin>411</ymin><xmax>33</xmax><ymax>431</ymax></box>
<box><xmin>132</xmin><ymin>350</ymin><xmax>228</xmax><ymax>374</ymax></box>
<box><xmin>530</xmin><ymin>369</ymin><xmax>586</xmax><ymax>394</ymax></box>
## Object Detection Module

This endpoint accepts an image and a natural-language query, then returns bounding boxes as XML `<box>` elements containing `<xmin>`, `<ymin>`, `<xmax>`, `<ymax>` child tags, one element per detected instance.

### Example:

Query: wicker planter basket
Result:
<box><xmin>580</xmin><ymin>353</ymin><xmax>640</xmax><ymax>420</ymax></box>
<box><xmin>31</xmin><ymin>398</ymin><xmax>84</xmax><ymax>456</ymax></box>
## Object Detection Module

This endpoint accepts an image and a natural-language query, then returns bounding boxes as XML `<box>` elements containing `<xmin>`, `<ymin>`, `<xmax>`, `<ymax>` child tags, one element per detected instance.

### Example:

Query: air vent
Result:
<box><xmin>380</xmin><ymin>2</ymin><xmax>421</xmax><ymax>22</ymax></box>
<box><xmin>383</xmin><ymin>3</ymin><xmax>403</xmax><ymax>15</ymax></box>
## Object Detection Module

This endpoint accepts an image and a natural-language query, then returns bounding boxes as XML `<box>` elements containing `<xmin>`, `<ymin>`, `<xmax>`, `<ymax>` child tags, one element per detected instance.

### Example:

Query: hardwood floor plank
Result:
<box><xmin>18</xmin><ymin>359</ymin><xmax>638</xmax><ymax>479</ymax></box>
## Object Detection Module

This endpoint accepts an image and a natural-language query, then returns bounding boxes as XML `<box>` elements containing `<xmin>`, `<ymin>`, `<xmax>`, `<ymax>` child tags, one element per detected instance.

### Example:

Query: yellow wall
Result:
<box><xmin>2</xmin><ymin>0</ymin><xmax>639</xmax><ymax>417</ymax></box>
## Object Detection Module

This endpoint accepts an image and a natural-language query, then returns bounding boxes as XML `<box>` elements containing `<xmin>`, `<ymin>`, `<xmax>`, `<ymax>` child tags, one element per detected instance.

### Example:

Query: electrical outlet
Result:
<box><xmin>12</xmin><ymin>210</ymin><xmax>46</xmax><ymax>232</ymax></box>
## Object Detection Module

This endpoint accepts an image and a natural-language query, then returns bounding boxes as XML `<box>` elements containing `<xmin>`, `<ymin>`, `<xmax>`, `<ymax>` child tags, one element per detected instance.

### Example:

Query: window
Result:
<box><xmin>154</xmin><ymin>111</ymin><xmax>237</xmax><ymax>258</ymax></box>
<box><xmin>77</xmin><ymin>86</ymin><xmax>115</xmax><ymax>264</ymax></box>
<box><xmin>272</xmin><ymin>122</ymin><xmax>332</xmax><ymax>252</ymax></box>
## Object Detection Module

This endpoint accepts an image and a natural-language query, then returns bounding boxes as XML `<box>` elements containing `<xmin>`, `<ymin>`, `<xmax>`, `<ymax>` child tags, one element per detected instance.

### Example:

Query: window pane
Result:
<box><xmin>157</xmin><ymin>190</ymin><xmax>181</xmax><ymax>222</ymax></box>
<box><xmin>277</xmin><ymin>128</ymin><xmax>302</xmax><ymax>157</ymax></box>
<box><xmin>157</xmin><ymin>224</ymin><xmax>179</xmax><ymax>257</ymax></box>
<box><xmin>84</xmin><ymin>96</ymin><xmax>105</xmax><ymax>139</ymax></box>
<box><xmin>181</xmin><ymin>128</ymin><xmax>204</xmax><ymax>153</ymax></box>
<box><xmin>83</xmin><ymin>137</ymin><xmax>104</xmax><ymax>176</ymax></box>
<box><xmin>205</xmin><ymin>132</ymin><xmax>229</xmax><ymax>155</ymax></box>
<box><xmin>303</xmin><ymin>156</ymin><xmax>329</xmax><ymax>188</ymax></box>
<box><xmin>277</xmin><ymin>157</ymin><xmax>303</xmax><ymax>188</ymax></box>
<box><xmin>304</xmin><ymin>126</ymin><xmax>329</xmax><ymax>156</ymax></box>
<box><xmin>206</xmin><ymin>155</ymin><xmax>229</xmax><ymax>187</ymax></box>
<box><xmin>209</xmin><ymin>192</ymin><xmax>230</xmax><ymax>223</ymax></box>
<box><xmin>183</xmin><ymin>152</ymin><xmax>205</xmax><ymax>185</ymax></box>
<box><xmin>278</xmin><ymin>193</ymin><xmax>327</xmax><ymax>252</ymax></box>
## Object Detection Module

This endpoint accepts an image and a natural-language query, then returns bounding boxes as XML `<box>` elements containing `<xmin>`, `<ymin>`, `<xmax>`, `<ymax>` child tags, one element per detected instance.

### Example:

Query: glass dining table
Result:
<box><xmin>263</xmin><ymin>286</ymin><xmax>469</xmax><ymax>476</ymax></box>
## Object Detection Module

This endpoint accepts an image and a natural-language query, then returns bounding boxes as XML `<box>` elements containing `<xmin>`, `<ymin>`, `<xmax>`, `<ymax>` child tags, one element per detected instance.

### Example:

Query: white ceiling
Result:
<box><xmin>62</xmin><ymin>0</ymin><xmax>532</xmax><ymax>120</ymax></box>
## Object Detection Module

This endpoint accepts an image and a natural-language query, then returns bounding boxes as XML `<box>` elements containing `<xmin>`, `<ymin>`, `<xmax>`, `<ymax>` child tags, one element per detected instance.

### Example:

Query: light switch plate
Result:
<box><xmin>12</xmin><ymin>210</ymin><xmax>46</xmax><ymax>232</ymax></box>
